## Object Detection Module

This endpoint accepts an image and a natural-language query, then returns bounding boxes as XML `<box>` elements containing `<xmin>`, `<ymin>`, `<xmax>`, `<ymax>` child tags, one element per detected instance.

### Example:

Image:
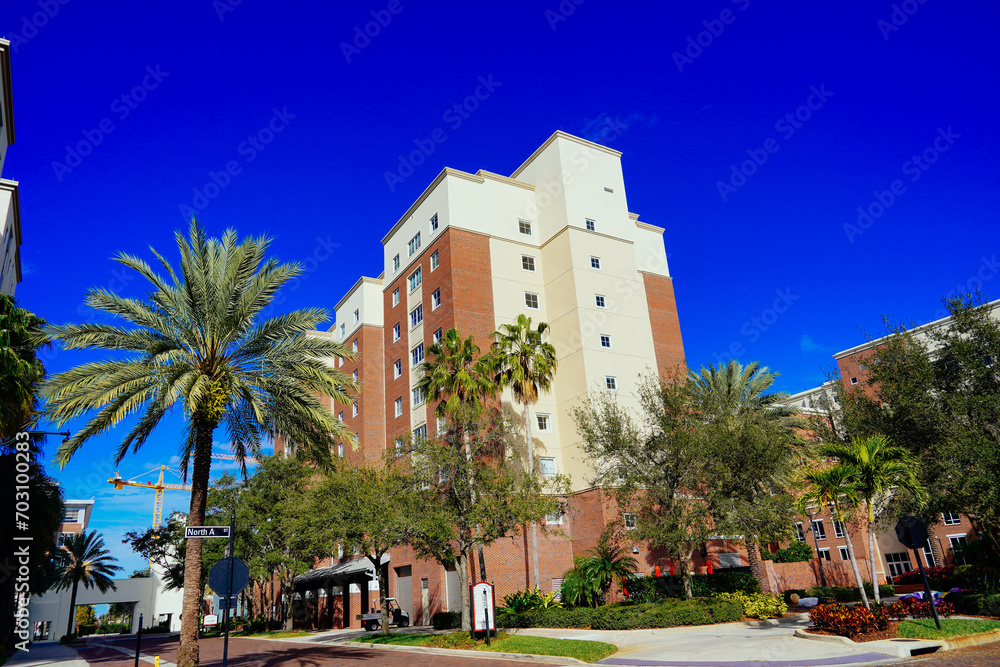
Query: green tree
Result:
<box><xmin>821</xmin><ymin>434</ymin><xmax>923</xmax><ymax>603</ymax></box>
<box><xmin>490</xmin><ymin>314</ymin><xmax>558</xmax><ymax>589</ymax></box>
<box><xmin>52</xmin><ymin>530</ymin><xmax>122</xmax><ymax>637</ymax></box>
<box><xmin>41</xmin><ymin>221</ymin><xmax>356</xmax><ymax>667</ymax></box>
<box><xmin>688</xmin><ymin>360</ymin><xmax>803</xmax><ymax>592</ymax></box>
<box><xmin>796</xmin><ymin>466</ymin><xmax>870</xmax><ymax>608</ymax></box>
<box><xmin>0</xmin><ymin>293</ymin><xmax>47</xmax><ymax>432</ymax></box>
<box><xmin>574</xmin><ymin>373</ymin><xmax>712</xmax><ymax>599</ymax></box>
<box><xmin>124</xmin><ymin>512</ymin><xmax>189</xmax><ymax>590</ymax></box>
<box><xmin>561</xmin><ymin>528</ymin><xmax>638</xmax><ymax>607</ymax></box>
<box><xmin>76</xmin><ymin>605</ymin><xmax>96</xmax><ymax>627</ymax></box>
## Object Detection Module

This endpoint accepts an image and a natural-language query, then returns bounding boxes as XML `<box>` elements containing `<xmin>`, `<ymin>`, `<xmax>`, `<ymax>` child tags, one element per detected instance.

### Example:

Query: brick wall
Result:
<box><xmin>764</xmin><ymin>558</ymin><xmax>874</xmax><ymax>592</ymax></box>
<box><xmin>642</xmin><ymin>272</ymin><xmax>685</xmax><ymax>376</ymax></box>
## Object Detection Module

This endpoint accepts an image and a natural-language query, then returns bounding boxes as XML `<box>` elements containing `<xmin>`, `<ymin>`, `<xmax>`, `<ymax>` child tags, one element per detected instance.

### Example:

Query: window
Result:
<box><xmin>408</xmin><ymin>232</ymin><xmax>421</xmax><ymax>256</ymax></box>
<box><xmin>536</xmin><ymin>413</ymin><xmax>552</xmax><ymax>432</ymax></box>
<box><xmin>839</xmin><ymin>547</ymin><xmax>850</xmax><ymax>561</ymax></box>
<box><xmin>600</xmin><ymin>334</ymin><xmax>612</xmax><ymax>348</ymax></box>
<box><xmin>62</xmin><ymin>509</ymin><xmax>82</xmax><ymax>524</ymax></box>
<box><xmin>794</xmin><ymin>522</ymin><xmax>805</xmax><ymax>542</ymax></box>
<box><xmin>432</xmin><ymin>289</ymin><xmax>441</xmax><ymax>309</ymax></box>
<box><xmin>585</xmin><ymin>219</ymin><xmax>595</xmax><ymax>231</ymax></box>
<box><xmin>885</xmin><ymin>552</ymin><xmax>912</xmax><ymax>578</ymax></box>
<box><xmin>430</xmin><ymin>250</ymin><xmax>439</xmax><ymax>270</ymax></box>
<box><xmin>850</xmin><ymin>377</ymin><xmax>858</xmax><ymax>385</ymax></box>
<box><xmin>546</xmin><ymin>510</ymin><xmax>563</xmax><ymax>526</ymax></box>
<box><xmin>392</xmin><ymin>289</ymin><xmax>399</xmax><ymax>306</ymax></box>
<box><xmin>518</xmin><ymin>219</ymin><xmax>532</xmax><ymax>235</ymax></box>
<box><xmin>340</xmin><ymin>323</ymin><xmax>346</xmax><ymax>337</ymax></box>
<box><xmin>392</xmin><ymin>323</ymin><xmax>401</xmax><ymax>341</ymax></box>
<box><xmin>354</xmin><ymin>309</ymin><xmax>360</xmax><ymax>323</ymax></box>
<box><xmin>352</xmin><ymin>370</ymin><xmax>358</xmax><ymax>381</ymax></box>
<box><xmin>521</xmin><ymin>255</ymin><xmax>535</xmax><ymax>271</ymax></box>
<box><xmin>394</xmin><ymin>398</ymin><xmax>403</xmax><ymax>417</ymax></box>
<box><xmin>413</xmin><ymin>424</ymin><xmax>427</xmax><ymax>440</ymax></box>
<box><xmin>524</xmin><ymin>292</ymin><xmax>539</xmax><ymax>309</ymax></box>
<box><xmin>338</xmin><ymin>356</ymin><xmax>344</xmax><ymax>367</ymax></box>
<box><xmin>352</xmin><ymin>402</ymin><xmax>359</xmax><ymax>417</ymax></box>
<box><xmin>352</xmin><ymin>339</ymin><xmax>358</xmax><ymax>353</ymax></box>
<box><xmin>604</xmin><ymin>187</ymin><xmax>614</xmax><ymax>193</ymax></box>
<box><xmin>338</xmin><ymin>412</ymin><xmax>344</xmax><ymax>422</ymax></box>
<box><xmin>408</xmin><ymin>267</ymin><xmax>422</xmax><ymax>291</ymax></box>
<box><xmin>410</xmin><ymin>304</ymin><xmax>423</xmax><ymax>328</ymax></box>
<box><xmin>393</xmin><ymin>360</ymin><xmax>402</xmax><ymax>378</ymax></box>
<box><xmin>811</xmin><ymin>519</ymin><xmax>826</xmax><ymax>540</ymax></box>
<box><xmin>595</xmin><ymin>294</ymin><xmax>606</xmax><ymax>308</ymax></box>
<box><xmin>394</xmin><ymin>439</ymin><xmax>404</xmax><ymax>457</ymax></box>
<box><xmin>949</xmin><ymin>535</ymin><xmax>969</xmax><ymax>565</ymax></box>
<box><xmin>411</xmin><ymin>343</ymin><xmax>424</xmax><ymax>366</ymax></box>
<box><xmin>436</xmin><ymin>417</ymin><xmax>446</xmax><ymax>435</ymax></box>
<box><xmin>590</xmin><ymin>256</ymin><xmax>601</xmax><ymax>269</ymax></box>
<box><xmin>337</xmin><ymin>442</ymin><xmax>344</xmax><ymax>457</ymax></box>
<box><xmin>539</xmin><ymin>457</ymin><xmax>557</xmax><ymax>479</ymax></box>
<box><xmin>393</xmin><ymin>254</ymin><xmax>400</xmax><ymax>271</ymax></box>
<box><xmin>834</xmin><ymin>520</ymin><xmax>845</xmax><ymax>538</ymax></box>
<box><xmin>623</xmin><ymin>513</ymin><xmax>637</xmax><ymax>530</ymax></box>
<box><xmin>922</xmin><ymin>546</ymin><xmax>936</xmax><ymax>567</ymax></box>
<box><xmin>605</xmin><ymin>376</ymin><xmax>617</xmax><ymax>391</ymax></box>
<box><xmin>430</xmin><ymin>213</ymin><xmax>439</xmax><ymax>232</ymax></box>
<box><xmin>942</xmin><ymin>512</ymin><xmax>962</xmax><ymax>526</ymax></box>
<box><xmin>412</xmin><ymin>386</ymin><xmax>425</xmax><ymax>406</ymax></box>
<box><xmin>433</xmin><ymin>328</ymin><xmax>443</xmax><ymax>344</ymax></box>
<box><xmin>817</xmin><ymin>548</ymin><xmax>831</xmax><ymax>562</ymax></box>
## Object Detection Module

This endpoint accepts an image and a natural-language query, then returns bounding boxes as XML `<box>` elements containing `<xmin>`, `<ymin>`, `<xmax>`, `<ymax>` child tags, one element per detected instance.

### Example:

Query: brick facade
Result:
<box><xmin>642</xmin><ymin>272</ymin><xmax>686</xmax><ymax>376</ymax></box>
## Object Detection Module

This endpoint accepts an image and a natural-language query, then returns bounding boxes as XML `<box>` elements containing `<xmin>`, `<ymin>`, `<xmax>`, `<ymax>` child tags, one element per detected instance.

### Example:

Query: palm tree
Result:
<box><xmin>53</xmin><ymin>531</ymin><xmax>122</xmax><ymax>637</ymax></box>
<box><xmin>797</xmin><ymin>466</ymin><xmax>869</xmax><ymax>608</ymax></box>
<box><xmin>0</xmin><ymin>293</ymin><xmax>47</xmax><ymax>435</ymax></box>
<box><xmin>42</xmin><ymin>221</ymin><xmax>356</xmax><ymax>667</ymax></box>
<box><xmin>688</xmin><ymin>360</ymin><xmax>801</xmax><ymax>591</ymax></box>
<box><xmin>822</xmin><ymin>434</ymin><xmax>924</xmax><ymax>603</ymax></box>
<box><xmin>491</xmin><ymin>314</ymin><xmax>558</xmax><ymax>589</ymax></box>
<box><xmin>564</xmin><ymin>529</ymin><xmax>638</xmax><ymax>606</ymax></box>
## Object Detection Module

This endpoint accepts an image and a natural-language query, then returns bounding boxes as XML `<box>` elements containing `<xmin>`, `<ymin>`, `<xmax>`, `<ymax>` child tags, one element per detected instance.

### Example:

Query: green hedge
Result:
<box><xmin>625</xmin><ymin>571</ymin><xmax>760</xmax><ymax>603</ymax></box>
<box><xmin>590</xmin><ymin>598</ymin><xmax>743</xmax><ymax>630</ymax></box>
<box><xmin>77</xmin><ymin>624</ymin><xmax>96</xmax><ymax>636</ymax></box>
<box><xmin>806</xmin><ymin>584</ymin><xmax>895</xmax><ymax>602</ymax></box>
<box><xmin>431</xmin><ymin>611</ymin><xmax>462</xmax><ymax>630</ymax></box>
<box><xmin>497</xmin><ymin>607</ymin><xmax>595</xmax><ymax>629</ymax></box>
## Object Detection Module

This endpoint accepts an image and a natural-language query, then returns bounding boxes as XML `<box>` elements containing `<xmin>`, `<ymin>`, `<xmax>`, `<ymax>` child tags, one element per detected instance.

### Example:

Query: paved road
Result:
<box><xmin>888</xmin><ymin>641</ymin><xmax>1000</xmax><ymax>666</ymax></box>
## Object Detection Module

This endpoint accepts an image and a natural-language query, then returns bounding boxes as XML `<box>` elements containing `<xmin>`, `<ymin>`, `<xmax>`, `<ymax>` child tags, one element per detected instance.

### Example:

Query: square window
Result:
<box><xmin>393</xmin><ymin>360</ymin><xmax>402</xmax><ymax>378</ymax></box>
<box><xmin>394</xmin><ymin>398</ymin><xmax>403</xmax><ymax>417</ymax></box>
<box><xmin>539</xmin><ymin>457</ymin><xmax>557</xmax><ymax>479</ymax></box>
<box><xmin>433</xmin><ymin>328</ymin><xmax>443</xmax><ymax>344</ymax></box>
<box><xmin>518</xmin><ymin>220</ymin><xmax>532</xmax><ymax>235</ymax></box>
<box><xmin>352</xmin><ymin>402</ymin><xmax>359</xmax><ymax>417</ymax></box>
<box><xmin>430</xmin><ymin>213</ymin><xmax>439</xmax><ymax>232</ymax></box>
<box><xmin>595</xmin><ymin>294</ymin><xmax>606</xmax><ymax>308</ymax></box>
<box><xmin>942</xmin><ymin>512</ymin><xmax>961</xmax><ymax>525</ymax></box>
<box><xmin>886</xmin><ymin>551</ymin><xmax>913</xmax><ymax>576</ymax></box>
<box><xmin>818</xmin><ymin>548</ymin><xmax>831</xmax><ymax>562</ymax></box>
<box><xmin>432</xmin><ymin>288</ymin><xmax>441</xmax><ymax>309</ymax></box>
<box><xmin>839</xmin><ymin>547</ymin><xmax>850</xmax><ymax>561</ymax></box>
<box><xmin>536</xmin><ymin>413</ymin><xmax>552</xmax><ymax>432</ymax></box>
<box><xmin>412</xmin><ymin>387</ymin><xmax>425</xmax><ymax>405</ymax></box>
<box><xmin>605</xmin><ymin>376</ymin><xmax>617</xmax><ymax>391</ymax></box>
<box><xmin>392</xmin><ymin>323</ymin><xmax>401</xmax><ymax>342</ymax></box>
<box><xmin>811</xmin><ymin>519</ymin><xmax>826</xmax><ymax>540</ymax></box>
<box><xmin>408</xmin><ymin>232</ymin><xmax>421</xmax><ymax>256</ymax></box>
<box><xmin>600</xmin><ymin>335</ymin><xmax>611</xmax><ymax>349</ymax></box>
<box><xmin>623</xmin><ymin>513</ymin><xmax>637</xmax><ymax>530</ymax></box>
<box><xmin>393</xmin><ymin>254</ymin><xmax>400</xmax><ymax>271</ymax></box>
<box><xmin>392</xmin><ymin>289</ymin><xmax>399</xmax><ymax>306</ymax></box>
<box><xmin>409</xmin><ymin>267</ymin><xmax>422</xmax><ymax>292</ymax></box>
<box><xmin>522</xmin><ymin>255</ymin><xmax>535</xmax><ymax>272</ymax></box>
<box><xmin>850</xmin><ymin>377</ymin><xmax>858</xmax><ymax>385</ymax></box>
<box><xmin>410</xmin><ymin>304</ymin><xmax>423</xmax><ymax>328</ymax></box>
<box><xmin>590</xmin><ymin>256</ymin><xmax>601</xmax><ymax>270</ymax></box>
<box><xmin>524</xmin><ymin>292</ymin><xmax>539</xmax><ymax>309</ymax></box>
<box><xmin>411</xmin><ymin>343</ymin><xmax>424</xmax><ymax>366</ymax></box>
<box><xmin>354</xmin><ymin>309</ymin><xmax>360</xmax><ymax>323</ymax></box>
<box><xmin>352</xmin><ymin>339</ymin><xmax>358</xmax><ymax>354</ymax></box>
<box><xmin>585</xmin><ymin>219</ymin><xmax>595</xmax><ymax>231</ymax></box>
<box><xmin>431</xmin><ymin>250</ymin><xmax>439</xmax><ymax>270</ymax></box>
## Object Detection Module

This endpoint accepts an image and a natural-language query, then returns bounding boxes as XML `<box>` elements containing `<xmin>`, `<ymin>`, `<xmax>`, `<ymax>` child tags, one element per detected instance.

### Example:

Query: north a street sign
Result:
<box><xmin>184</xmin><ymin>526</ymin><xmax>231</xmax><ymax>539</ymax></box>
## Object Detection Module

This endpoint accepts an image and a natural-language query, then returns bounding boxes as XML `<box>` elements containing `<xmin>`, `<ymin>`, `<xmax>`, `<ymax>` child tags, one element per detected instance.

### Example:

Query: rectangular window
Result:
<box><xmin>518</xmin><ymin>219</ymin><xmax>532</xmax><ymax>235</ymax></box>
<box><xmin>539</xmin><ymin>457</ymin><xmax>557</xmax><ymax>479</ymax></box>
<box><xmin>352</xmin><ymin>402</ymin><xmax>359</xmax><ymax>417</ymax></box>
<box><xmin>392</xmin><ymin>289</ymin><xmax>399</xmax><ymax>306</ymax></box>
<box><xmin>522</xmin><ymin>255</ymin><xmax>535</xmax><ymax>272</ymax></box>
<box><xmin>834</xmin><ymin>520</ymin><xmax>845</xmax><ymax>538</ymax></box>
<box><xmin>411</xmin><ymin>343</ymin><xmax>424</xmax><ymax>366</ymax></box>
<box><xmin>433</xmin><ymin>328</ymin><xmax>443</xmax><ymax>344</ymax></box>
<box><xmin>431</xmin><ymin>250</ymin><xmax>439</xmax><ymax>270</ymax></box>
<box><xmin>62</xmin><ymin>509</ymin><xmax>82</xmax><ymax>524</ymax></box>
<box><xmin>817</xmin><ymin>548</ymin><xmax>831</xmax><ymax>562</ymax></box>
<box><xmin>340</xmin><ymin>323</ymin><xmax>346</xmax><ymax>337</ymax></box>
<box><xmin>546</xmin><ymin>509</ymin><xmax>563</xmax><ymax>526</ymax></box>
<box><xmin>410</xmin><ymin>304</ymin><xmax>423</xmax><ymax>328</ymax></box>
<box><xmin>600</xmin><ymin>334</ymin><xmax>611</xmax><ymax>348</ymax></box>
<box><xmin>352</xmin><ymin>339</ymin><xmax>358</xmax><ymax>353</ymax></box>
<box><xmin>885</xmin><ymin>552</ymin><xmax>913</xmax><ymax>577</ymax></box>
<box><xmin>393</xmin><ymin>254</ymin><xmax>400</xmax><ymax>271</ymax></box>
<box><xmin>839</xmin><ymin>547</ymin><xmax>850</xmax><ymax>561</ymax></box>
<box><xmin>623</xmin><ymin>513</ymin><xmax>637</xmax><ymax>530</ymax></box>
<box><xmin>432</xmin><ymin>288</ymin><xmax>441</xmax><ymax>309</ymax></box>
<box><xmin>394</xmin><ymin>439</ymin><xmax>404</xmax><ymax>457</ymax></box>
<box><xmin>922</xmin><ymin>546</ymin><xmax>936</xmax><ymax>567</ymax></box>
<box><xmin>605</xmin><ymin>376</ymin><xmax>617</xmax><ymax>391</ymax></box>
<box><xmin>942</xmin><ymin>512</ymin><xmax>961</xmax><ymax>525</ymax></box>
<box><xmin>536</xmin><ymin>413</ymin><xmax>551</xmax><ymax>432</ymax></box>
<box><xmin>338</xmin><ymin>412</ymin><xmax>344</xmax><ymax>422</ymax></box>
<box><xmin>524</xmin><ymin>292</ymin><xmax>539</xmax><ymax>309</ymax></box>
<box><xmin>949</xmin><ymin>535</ymin><xmax>969</xmax><ymax>565</ymax></box>
<box><xmin>408</xmin><ymin>267</ymin><xmax>422</xmax><ymax>292</ymax></box>
<box><xmin>354</xmin><ymin>309</ymin><xmax>360</xmax><ymax>323</ymax></box>
<box><xmin>811</xmin><ymin>520</ymin><xmax>826</xmax><ymax>540</ymax></box>
<box><xmin>394</xmin><ymin>398</ymin><xmax>403</xmax><ymax>417</ymax></box>
<box><xmin>393</xmin><ymin>360</ymin><xmax>402</xmax><ymax>378</ymax></box>
<box><xmin>352</xmin><ymin>370</ymin><xmax>358</xmax><ymax>381</ymax></box>
<box><xmin>413</xmin><ymin>424</ymin><xmax>427</xmax><ymax>440</ymax></box>
<box><xmin>595</xmin><ymin>294</ymin><xmax>606</xmax><ymax>308</ymax></box>
<box><xmin>590</xmin><ymin>256</ymin><xmax>602</xmax><ymax>270</ymax></box>
<box><xmin>794</xmin><ymin>522</ymin><xmax>805</xmax><ymax>542</ymax></box>
<box><xmin>436</xmin><ymin>416</ymin><xmax>447</xmax><ymax>435</ymax></box>
<box><xmin>585</xmin><ymin>219</ymin><xmax>595</xmax><ymax>231</ymax></box>
<box><xmin>338</xmin><ymin>356</ymin><xmax>343</xmax><ymax>367</ymax></box>
<box><xmin>392</xmin><ymin>323</ymin><xmax>401</xmax><ymax>342</ymax></box>
<box><xmin>430</xmin><ymin>213</ymin><xmax>439</xmax><ymax>232</ymax></box>
<box><xmin>412</xmin><ymin>387</ymin><xmax>425</xmax><ymax>406</ymax></box>
<box><xmin>408</xmin><ymin>232</ymin><xmax>421</xmax><ymax>256</ymax></box>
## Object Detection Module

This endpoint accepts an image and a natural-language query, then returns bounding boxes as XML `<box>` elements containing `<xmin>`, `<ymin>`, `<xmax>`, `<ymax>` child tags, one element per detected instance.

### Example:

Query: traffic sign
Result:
<box><xmin>895</xmin><ymin>515</ymin><xmax>928</xmax><ymax>550</ymax></box>
<box><xmin>185</xmin><ymin>526</ymin><xmax>231</xmax><ymax>539</ymax></box>
<box><xmin>210</xmin><ymin>556</ymin><xmax>250</xmax><ymax>598</ymax></box>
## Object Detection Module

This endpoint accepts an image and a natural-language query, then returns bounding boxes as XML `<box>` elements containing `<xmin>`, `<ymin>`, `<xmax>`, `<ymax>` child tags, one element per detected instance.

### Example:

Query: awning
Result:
<box><xmin>293</xmin><ymin>554</ymin><xmax>389</xmax><ymax>590</ymax></box>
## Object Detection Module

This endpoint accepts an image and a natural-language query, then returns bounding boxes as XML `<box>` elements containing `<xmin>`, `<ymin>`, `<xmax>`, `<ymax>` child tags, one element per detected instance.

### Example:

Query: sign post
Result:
<box><xmin>470</xmin><ymin>582</ymin><xmax>496</xmax><ymax>644</ymax></box>
<box><xmin>895</xmin><ymin>515</ymin><xmax>941</xmax><ymax>630</ymax></box>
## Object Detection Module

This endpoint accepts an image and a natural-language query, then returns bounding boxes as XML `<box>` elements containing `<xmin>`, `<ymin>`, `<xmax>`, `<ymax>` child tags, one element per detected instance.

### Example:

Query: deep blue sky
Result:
<box><xmin>4</xmin><ymin>0</ymin><xmax>998</xmax><ymax>571</ymax></box>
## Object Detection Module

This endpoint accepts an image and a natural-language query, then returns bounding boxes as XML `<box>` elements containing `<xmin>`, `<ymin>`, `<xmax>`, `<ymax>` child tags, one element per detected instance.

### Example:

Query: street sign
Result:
<box><xmin>210</xmin><ymin>556</ymin><xmax>250</xmax><ymax>598</ymax></box>
<box><xmin>895</xmin><ymin>515</ymin><xmax>928</xmax><ymax>550</ymax></box>
<box><xmin>204</xmin><ymin>614</ymin><xmax>219</xmax><ymax>626</ymax></box>
<box><xmin>185</xmin><ymin>526</ymin><xmax>231</xmax><ymax>539</ymax></box>
<box><xmin>471</xmin><ymin>582</ymin><xmax>495</xmax><ymax>632</ymax></box>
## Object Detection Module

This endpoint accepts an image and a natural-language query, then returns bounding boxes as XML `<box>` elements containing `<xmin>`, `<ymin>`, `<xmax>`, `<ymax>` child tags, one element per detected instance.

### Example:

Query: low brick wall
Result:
<box><xmin>762</xmin><ymin>558</ymin><xmax>873</xmax><ymax>593</ymax></box>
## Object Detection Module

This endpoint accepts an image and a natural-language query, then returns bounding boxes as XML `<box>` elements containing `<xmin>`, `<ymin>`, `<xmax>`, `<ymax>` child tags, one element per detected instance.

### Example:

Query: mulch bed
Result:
<box><xmin>805</xmin><ymin>621</ymin><xmax>900</xmax><ymax>642</ymax></box>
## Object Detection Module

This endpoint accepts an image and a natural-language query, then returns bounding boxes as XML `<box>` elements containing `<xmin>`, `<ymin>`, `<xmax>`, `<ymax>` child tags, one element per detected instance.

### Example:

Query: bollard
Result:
<box><xmin>134</xmin><ymin>613</ymin><xmax>143</xmax><ymax>667</ymax></box>
<box><xmin>155</xmin><ymin>657</ymin><xmax>160</xmax><ymax>667</ymax></box>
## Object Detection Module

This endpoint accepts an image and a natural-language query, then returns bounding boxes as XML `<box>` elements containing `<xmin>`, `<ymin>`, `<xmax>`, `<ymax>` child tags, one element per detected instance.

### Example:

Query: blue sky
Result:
<box><xmin>3</xmin><ymin>0</ymin><xmax>998</xmax><ymax>572</ymax></box>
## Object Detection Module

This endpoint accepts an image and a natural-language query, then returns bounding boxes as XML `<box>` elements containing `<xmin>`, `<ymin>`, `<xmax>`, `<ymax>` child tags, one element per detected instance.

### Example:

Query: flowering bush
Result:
<box><xmin>714</xmin><ymin>592</ymin><xmax>787</xmax><ymax>619</ymax></box>
<box><xmin>896</xmin><ymin>597</ymin><xmax>953</xmax><ymax>619</ymax></box>
<box><xmin>891</xmin><ymin>565</ymin><xmax>955</xmax><ymax>584</ymax></box>
<box><xmin>809</xmin><ymin>603</ymin><xmax>892</xmax><ymax>637</ymax></box>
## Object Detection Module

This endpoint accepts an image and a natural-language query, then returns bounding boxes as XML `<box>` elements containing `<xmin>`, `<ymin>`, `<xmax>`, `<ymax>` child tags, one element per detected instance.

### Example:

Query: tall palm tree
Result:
<box><xmin>0</xmin><ymin>293</ymin><xmax>47</xmax><ymax>435</ymax></box>
<box><xmin>53</xmin><ymin>531</ymin><xmax>122</xmax><ymax>637</ymax></box>
<box><xmin>797</xmin><ymin>466</ymin><xmax>869</xmax><ymax>608</ymax></box>
<box><xmin>42</xmin><ymin>221</ymin><xmax>356</xmax><ymax>667</ymax></box>
<box><xmin>688</xmin><ymin>360</ymin><xmax>801</xmax><ymax>591</ymax></box>
<box><xmin>822</xmin><ymin>434</ymin><xmax>924</xmax><ymax>603</ymax></box>
<box><xmin>491</xmin><ymin>314</ymin><xmax>558</xmax><ymax>589</ymax></box>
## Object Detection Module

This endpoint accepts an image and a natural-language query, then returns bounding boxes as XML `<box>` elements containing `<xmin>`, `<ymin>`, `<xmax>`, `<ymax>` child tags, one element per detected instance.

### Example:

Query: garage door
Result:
<box><xmin>395</xmin><ymin>565</ymin><xmax>412</xmax><ymax>621</ymax></box>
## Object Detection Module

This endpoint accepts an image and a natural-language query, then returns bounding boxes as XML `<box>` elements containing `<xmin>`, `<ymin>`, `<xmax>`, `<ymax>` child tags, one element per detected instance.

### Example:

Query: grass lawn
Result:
<box><xmin>355</xmin><ymin>631</ymin><xmax>618</xmax><ymax>662</ymax></box>
<box><xmin>899</xmin><ymin>618</ymin><xmax>1000</xmax><ymax>640</ymax></box>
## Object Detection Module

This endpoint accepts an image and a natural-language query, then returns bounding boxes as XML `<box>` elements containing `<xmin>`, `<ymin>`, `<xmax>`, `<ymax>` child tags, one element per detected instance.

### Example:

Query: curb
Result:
<box><xmin>793</xmin><ymin>629</ymin><xmax>943</xmax><ymax>659</ymax></box>
<box><xmin>942</xmin><ymin>627</ymin><xmax>1000</xmax><ymax>650</ymax></box>
<box><xmin>345</xmin><ymin>641</ymin><xmax>588</xmax><ymax>664</ymax></box>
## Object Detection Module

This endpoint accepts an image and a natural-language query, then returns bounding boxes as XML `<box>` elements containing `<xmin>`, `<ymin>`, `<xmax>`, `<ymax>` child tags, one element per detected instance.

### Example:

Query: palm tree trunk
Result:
<box><xmin>177</xmin><ymin>420</ymin><xmax>215</xmax><ymax>667</ymax></box>
<box><xmin>524</xmin><ymin>402</ymin><xmax>540</xmax><ymax>589</ymax></box>
<box><xmin>868</xmin><ymin>504</ymin><xmax>880</xmax><ymax>603</ymax></box>
<box><xmin>67</xmin><ymin>580</ymin><xmax>79</xmax><ymax>637</ymax></box>
<box><xmin>745</xmin><ymin>536</ymin><xmax>766</xmax><ymax>593</ymax></box>
<box><xmin>842</xmin><ymin>524</ymin><xmax>870</xmax><ymax>609</ymax></box>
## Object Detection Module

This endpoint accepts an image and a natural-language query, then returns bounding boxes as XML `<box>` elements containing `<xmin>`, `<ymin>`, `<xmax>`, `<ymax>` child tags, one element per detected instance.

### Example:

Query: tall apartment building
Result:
<box><xmin>283</xmin><ymin>132</ymin><xmax>753</xmax><ymax>631</ymax></box>
<box><xmin>0</xmin><ymin>39</ymin><xmax>22</xmax><ymax>296</ymax></box>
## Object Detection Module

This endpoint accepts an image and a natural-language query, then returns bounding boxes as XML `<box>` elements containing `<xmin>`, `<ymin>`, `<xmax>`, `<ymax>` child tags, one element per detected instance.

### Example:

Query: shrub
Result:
<box><xmin>809</xmin><ymin>603</ymin><xmax>892</xmax><ymax>638</ymax></box>
<box><xmin>590</xmin><ymin>598</ymin><xmax>740</xmax><ymax>630</ymax></box>
<box><xmin>502</xmin><ymin>588</ymin><xmax>562</xmax><ymax>612</ymax></box>
<box><xmin>431</xmin><ymin>611</ymin><xmax>462</xmax><ymax>630</ymax></box>
<box><xmin>980</xmin><ymin>594</ymin><xmax>1000</xmax><ymax>617</ymax></box>
<box><xmin>945</xmin><ymin>592</ymin><xmax>982</xmax><ymax>615</ymax></box>
<box><xmin>762</xmin><ymin>542</ymin><xmax>815</xmax><ymax>563</ymax></box>
<box><xmin>96</xmin><ymin>622</ymin><xmax>129</xmax><ymax>634</ymax></box>
<box><xmin>782</xmin><ymin>589</ymin><xmax>808</xmax><ymax>605</ymax></box>
<box><xmin>715</xmin><ymin>592</ymin><xmax>787</xmax><ymax>619</ymax></box>
<box><xmin>59</xmin><ymin>633</ymin><xmax>78</xmax><ymax>644</ymax></box>
<box><xmin>77</xmin><ymin>624</ymin><xmax>96</xmax><ymax>636</ymax></box>
<box><xmin>892</xmin><ymin>565</ymin><xmax>955</xmax><ymax>584</ymax></box>
<box><xmin>806</xmin><ymin>584</ymin><xmax>894</xmax><ymax>602</ymax></box>
<box><xmin>690</xmin><ymin>571</ymin><xmax>760</xmax><ymax>596</ymax></box>
<box><xmin>897</xmin><ymin>598</ymin><xmax>953</xmax><ymax>619</ymax></box>
<box><xmin>497</xmin><ymin>607</ymin><xmax>594</xmax><ymax>629</ymax></box>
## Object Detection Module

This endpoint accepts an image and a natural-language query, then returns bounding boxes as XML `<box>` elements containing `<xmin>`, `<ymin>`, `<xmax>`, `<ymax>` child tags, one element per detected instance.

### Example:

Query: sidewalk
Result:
<box><xmin>5</xmin><ymin>642</ymin><xmax>88</xmax><ymax>667</ymax></box>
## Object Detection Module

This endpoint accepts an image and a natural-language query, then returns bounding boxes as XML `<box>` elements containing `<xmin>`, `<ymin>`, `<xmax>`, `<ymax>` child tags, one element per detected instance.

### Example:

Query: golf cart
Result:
<box><xmin>359</xmin><ymin>597</ymin><xmax>410</xmax><ymax>631</ymax></box>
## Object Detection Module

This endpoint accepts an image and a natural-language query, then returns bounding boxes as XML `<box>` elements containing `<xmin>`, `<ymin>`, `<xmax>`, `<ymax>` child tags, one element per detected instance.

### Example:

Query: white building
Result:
<box><xmin>0</xmin><ymin>38</ymin><xmax>22</xmax><ymax>296</ymax></box>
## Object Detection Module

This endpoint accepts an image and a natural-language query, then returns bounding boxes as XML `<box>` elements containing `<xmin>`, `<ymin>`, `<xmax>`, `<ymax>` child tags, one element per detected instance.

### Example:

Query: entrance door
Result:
<box><xmin>445</xmin><ymin>564</ymin><xmax>461</xmax><ymax>612</ymax></box>
<box><xmin>395</xmin><ymin>566</ymin><xmax>412</xmax><ymax>622</ymax></box>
